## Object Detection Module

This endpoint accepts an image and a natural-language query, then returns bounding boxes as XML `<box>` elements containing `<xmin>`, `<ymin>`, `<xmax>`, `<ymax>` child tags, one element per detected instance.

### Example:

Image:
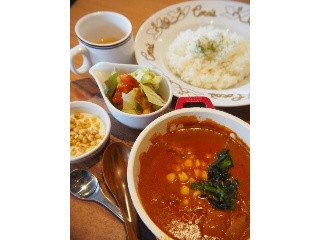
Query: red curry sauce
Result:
<box><xmin>138</xmin><ymin>116</ymin><xmax>250</xmax><ymax>240</ymax></box>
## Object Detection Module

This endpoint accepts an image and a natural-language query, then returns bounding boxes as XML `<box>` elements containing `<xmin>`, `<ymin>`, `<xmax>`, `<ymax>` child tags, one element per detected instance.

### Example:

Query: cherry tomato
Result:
<box><xmin>112</xmin><ymin>90</ymin><xmax>123</xmax><ymax>107</ymax></box>
<box><xmin>111</xmin><ymin>74</ymin><xmax>138</xmax><ymax>109</ymax></box>
<box><xmin>119</xmin><ymin>74</ymin><xmax>138</xmax><ymax>93</ymax></box>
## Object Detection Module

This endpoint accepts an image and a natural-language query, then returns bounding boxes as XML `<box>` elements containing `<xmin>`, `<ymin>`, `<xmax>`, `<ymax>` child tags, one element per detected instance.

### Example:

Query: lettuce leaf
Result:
<box><xmin>152</xmin><ymin>104</ymin><xmax>162</xmax><ymax>111</ymax></box>
<box><xmin>130</xmin><ymin>67</ymin><xmax>148</xmax><ymax>81</ymax></box>
<box><xmin>122</xmin><ymin>109</ymin><xmax>137</xmax><ymax>114</ymax></box>
<box><xmin>130</xmin><ymin>68</ymin><xmax>162</xmax><ymax>90</ymax></box>
<box><xmin>104</xmin><ymin>71</ymin><xmax>119</xmax><ymax>99</ymax></box>
<box><xmin>122</xmin><ymin>88</ymin><xmax>139</xmax><ymax>114</ymax></box>
<box><xmin>140</xmin><ymin>73</ymin><xmax>162</xmax><ymax>90</ymax></box>
<box><xmin>140</xmin><ymin>84</ymin><xmax>166</xmax><ymax>107</ymax></box>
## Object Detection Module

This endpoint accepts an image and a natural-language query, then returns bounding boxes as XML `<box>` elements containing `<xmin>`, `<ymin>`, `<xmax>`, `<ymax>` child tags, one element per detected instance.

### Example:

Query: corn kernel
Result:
<box><xmin>74</xmin><ymin>112</ymin><xmax>80</xmax><ymax>119</ymax></box>
<box><xmin>184</xmin><ymin>159</ymin><xmax>193</xmax><ymax>167</ymax></box>
<box><xmin>79</xmin><ymin>129</ymin><xmax>87</xmax><ymax>135</ymax></box>
<box><xmin>82</xmin><ymin>136</ymin><xmax>88</xmax><ymax>144</ymax></box>
<box><xmin>195</xmin><ymin>159</ymin><xmax>201</xmax><ymax>167</ymax></box>
<box><xmin>74</xmin><ymin>112</ymin><xmax>83</xmax><ymax>119</ymax></box>
<box><xmin>180</xmin><ymin>185</ymin><xmax>190</xmax><ymax>195</ymax></box>
<box><xmin>178</xmin><ymin>171</ymin><xmax>188</xmax><ymax>182</ymax></box>
<box><xmin>91</xmin><ymin>129</ymin><xmax>98</xmax><ymax>135</ymax></box>
<box><xmin>87</xmin><ymin>135</ymin><xmax>93</xmax><ymax>141</ymax></box>
<box><xmin>70</xmin><ymin>139</ymin><xmax>76</xmax><ymax>146</ymax></box>
<box><xmin>166</xmin><ymin>173</ymin><xmax>176</xmax><ymax>183</ymax></box>
<box><xmin>91</xmin><ymin>116</ymin><xmax>97</xmax><ymax>123</ymax></box>
<box><xmin>90</xmin><ymin>140</ymin><xmax>97</xmax><ymax>146</ymax></box>
<box><xmin>70</xmin><ymin>148</ymin><xmax>77</xmax><ymax>156</ymax></box>
<box><xmin>95</xmin><ymin>134</ymin><xmax>102</xmax><ymax>140</ymax></box>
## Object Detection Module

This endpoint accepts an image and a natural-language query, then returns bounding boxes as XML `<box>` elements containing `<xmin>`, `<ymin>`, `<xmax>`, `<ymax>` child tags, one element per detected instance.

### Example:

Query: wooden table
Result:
<box><xmin>70</xmin><ymin>0</ymin><xmax>250</xmax><ymax>239</ymax></box>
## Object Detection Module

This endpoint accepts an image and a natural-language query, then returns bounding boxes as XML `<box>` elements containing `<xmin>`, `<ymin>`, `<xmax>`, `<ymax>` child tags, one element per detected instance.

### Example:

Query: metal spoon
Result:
<box><xmin>102</xmin><ymin>142</ymin><xmax>139</xmax><ymax>240</ymax></box>
<box><xmin>70</xmin><ymin>169</ymin><xmax>124</xmax><ymax>222</ymax></box>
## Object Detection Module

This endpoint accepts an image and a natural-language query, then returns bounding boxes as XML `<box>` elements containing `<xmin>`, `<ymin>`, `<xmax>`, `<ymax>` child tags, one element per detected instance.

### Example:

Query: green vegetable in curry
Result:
<box><xmin>190</xmin><ymin>149</ymin><xmax>239</xmax><ymax>210</ymax></box>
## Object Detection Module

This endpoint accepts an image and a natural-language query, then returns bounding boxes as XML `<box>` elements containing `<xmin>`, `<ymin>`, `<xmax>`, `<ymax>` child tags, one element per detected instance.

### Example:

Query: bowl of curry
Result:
<box><xmin>127</xmin><ymin>108</ymin><xmax>250</xmax><ymax>240</ymax></box>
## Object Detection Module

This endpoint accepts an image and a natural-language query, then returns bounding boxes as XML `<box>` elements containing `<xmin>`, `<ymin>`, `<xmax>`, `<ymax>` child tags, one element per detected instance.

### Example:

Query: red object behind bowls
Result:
<box><xmin>175</xmin><ymin>96</ymin><xmax>214</xmax><ymax>110</ymax></box>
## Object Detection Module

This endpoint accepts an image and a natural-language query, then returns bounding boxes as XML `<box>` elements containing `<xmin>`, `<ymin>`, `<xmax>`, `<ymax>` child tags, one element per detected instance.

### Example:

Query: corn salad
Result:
<box><xmin>70</xmin><ymin>112</ymin><xmax>105</xmax><ymax>157</ymax></box>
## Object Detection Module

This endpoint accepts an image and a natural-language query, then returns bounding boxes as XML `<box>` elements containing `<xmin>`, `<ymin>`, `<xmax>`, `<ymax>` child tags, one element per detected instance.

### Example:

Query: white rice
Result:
<box><xmin>165</xmin><ymin>26</ymin><xmax>250</xmax><ymax>90</ymax></box>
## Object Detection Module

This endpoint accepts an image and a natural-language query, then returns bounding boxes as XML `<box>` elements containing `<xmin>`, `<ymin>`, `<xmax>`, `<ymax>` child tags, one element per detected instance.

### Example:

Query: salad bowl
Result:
<box><xmin>89</xmin><ymin>62</ymin><xmax>173</xmax><ymax>129</ymax></box>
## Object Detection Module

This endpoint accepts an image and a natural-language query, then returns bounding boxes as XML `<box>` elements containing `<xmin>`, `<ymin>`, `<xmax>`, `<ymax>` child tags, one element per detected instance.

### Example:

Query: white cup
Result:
<box><xmin>70</xmin><ymin>11</ymin><xmax>135</xmax><ymax>75</ymax></box>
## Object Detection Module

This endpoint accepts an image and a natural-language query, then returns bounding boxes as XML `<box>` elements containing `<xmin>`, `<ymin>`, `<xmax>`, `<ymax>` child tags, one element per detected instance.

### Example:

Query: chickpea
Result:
<box><xmin>180</xmin><ymin>185</ymin><xmax>190</xmax><ymax>195</ymax></box>
<box><xmin>178</xmin><ymin>171</ymin><xmax>188</xmax><ymax>182</ymax></box>
<box><xmin>194</xmin><ymin>159</ymin><xmax>201</xmax><ymax>167</ymax></box>
<box><xmin>166</xmin><ymin>173</ymin><xmax>176</xmax><ymax>183</ymax></box>
<box><xmin>201</xmin><ymin>170</ymin><xmax>208</xmax><ymax>180</ymax></box>
<box><xmin>184</xmin><ymin>159</ymin><xmax>193</xmax><ymax>167</ymax></box>
<box><xmin>189</xmin><ymin>177</ymin><xmax>196</xmax><ymax>183</ymax></box>
<box><xmin>194</xmin><ymin>169</ymin><xmax>200</xmax><ymax>178</ymax></box>
<box><xmin>193</xmin><ymin>190</ymin><xmax>201</xmax><ymax>198</ymax></box>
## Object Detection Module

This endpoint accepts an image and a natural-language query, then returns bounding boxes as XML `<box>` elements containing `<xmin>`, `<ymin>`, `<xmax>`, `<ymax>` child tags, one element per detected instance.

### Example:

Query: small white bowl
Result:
<box><xmin>70</xmin><ymin>101</ymin><xmax>111</xmax><ymax>164</ymax></box>
<box><xmin>89</xmin><ymin>62</ymin><xmax>173</xmax><ymax>129</ymax></box>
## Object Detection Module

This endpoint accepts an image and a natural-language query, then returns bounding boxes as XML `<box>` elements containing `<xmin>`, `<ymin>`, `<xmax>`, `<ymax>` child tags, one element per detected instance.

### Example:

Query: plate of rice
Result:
<box><xmin>135</xmin><ymin>0</ymin><xmax>250</xmax><ymax>107</ymax></box>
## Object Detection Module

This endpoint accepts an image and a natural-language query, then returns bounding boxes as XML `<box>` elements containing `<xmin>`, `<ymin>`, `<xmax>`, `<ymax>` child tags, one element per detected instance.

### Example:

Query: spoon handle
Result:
<box><xmin>123</xmin><ymin>217</ymin><xmax>139</xmax><ymax>240</ymax></box>
<box><xmin>94</xmin><ymin>187</ymin><xmax>124</xmax><ymax>222</ymax></box>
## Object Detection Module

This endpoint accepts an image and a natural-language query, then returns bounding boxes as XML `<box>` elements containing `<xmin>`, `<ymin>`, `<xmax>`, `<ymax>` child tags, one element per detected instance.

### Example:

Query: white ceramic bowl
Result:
<box><xmin>89</xmin><ymin>62</ymin><xmax>173</xmax><ymax>129</ymax></box>
<box><xmin>127</xmin><ymin>108</ymin><xmax>250</xmax><ymax>239</ymax></box>
<box><xmin>70</xmin><ymin>101</ymin><xmax>111</xmax><ymax>164</ymax></box>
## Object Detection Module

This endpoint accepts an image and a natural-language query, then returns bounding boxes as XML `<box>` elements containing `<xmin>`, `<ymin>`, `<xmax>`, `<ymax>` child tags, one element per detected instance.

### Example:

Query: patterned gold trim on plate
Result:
<box><xmin>209</xmin><ymin>94</ymin><xmax>245</xmax><ymax>101</ymax></box>
<box><xmin>192</xmin><ymin>4</ymin><xmax>217</xmax><ymax>17</ymax></box>
<box><xmin>221</xmin><ymin>6</ymin><xmax>250</xmax><ymax>24</ymax></box>
<box><xmin>146</xmin><ymin>6</ymin><xmax>191</xmax><ymax>40</ymax></box>
<box><xmin>141</xmin><ymin>43</ymin><xmax>155</xmax><ymax>61</ymax></box>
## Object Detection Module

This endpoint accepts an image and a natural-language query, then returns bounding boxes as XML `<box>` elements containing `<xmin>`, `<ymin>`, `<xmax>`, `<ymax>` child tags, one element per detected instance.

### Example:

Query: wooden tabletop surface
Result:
<box><xmin>70</xmin><ymin>0</ymin><xmax>250</xmax><ymax>239</ymax></box>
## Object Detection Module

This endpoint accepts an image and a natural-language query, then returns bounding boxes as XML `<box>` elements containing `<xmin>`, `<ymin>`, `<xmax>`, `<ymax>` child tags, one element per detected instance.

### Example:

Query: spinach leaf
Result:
<box><xmin>190</xmin><ymin>149</ymin><xmax>238</xmax><ymax>210</ymax></box>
